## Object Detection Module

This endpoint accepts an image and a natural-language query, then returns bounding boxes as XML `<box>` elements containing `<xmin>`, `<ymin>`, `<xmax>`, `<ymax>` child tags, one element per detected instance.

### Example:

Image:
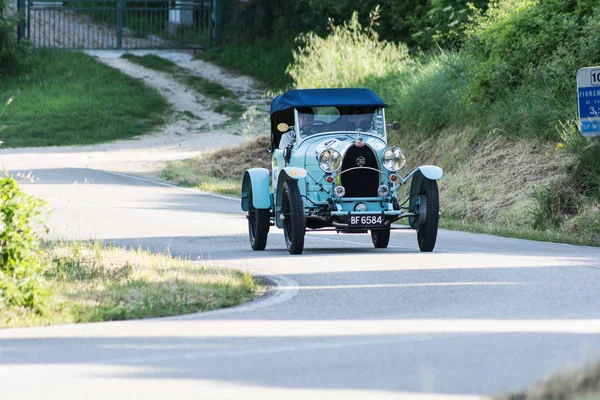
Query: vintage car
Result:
<box><xmin>241</xmin><ymin>88</ymin><xmax>443</xmax><ymax>254</ymax></box>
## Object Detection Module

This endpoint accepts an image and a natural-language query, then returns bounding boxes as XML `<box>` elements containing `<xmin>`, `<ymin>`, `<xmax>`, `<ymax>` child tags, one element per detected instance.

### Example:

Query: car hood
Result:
<box><xmin>299</xmin><ymin>133</ymin><xmax>388</xmax><ymax>168</ymax></box>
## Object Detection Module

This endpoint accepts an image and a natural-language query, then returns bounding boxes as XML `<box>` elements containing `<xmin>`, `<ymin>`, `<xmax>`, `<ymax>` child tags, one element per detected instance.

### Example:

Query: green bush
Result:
<box><xmin>0</xmin><ymin>0</ymin><xmax>31</xmax><ymax>78</ymax></box>
<box><xmin>0</xmin><ymin>174</ymin><xmax>50</xmax><ymax>313</ymax></box>
<box><xmin>465</xmin><ymin>0</ymin><xmax>598</xmax><ymax>100</ymax></box>
<box><xmin>461</xmin><ymin>0</ymin><xmax>600</xmax><ymax>138</ymax></box>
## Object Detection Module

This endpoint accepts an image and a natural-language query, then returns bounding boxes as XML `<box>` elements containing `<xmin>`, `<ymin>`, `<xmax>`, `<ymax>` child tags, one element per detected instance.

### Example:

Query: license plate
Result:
<box><xmin>348</xmin><ymin>214</ymin><xmax>384</xmax><ymax>227</ymax></box>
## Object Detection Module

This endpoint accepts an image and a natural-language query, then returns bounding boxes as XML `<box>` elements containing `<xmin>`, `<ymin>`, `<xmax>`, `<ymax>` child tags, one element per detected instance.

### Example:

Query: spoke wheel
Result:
<box><xmin>371</xmin><ymin>228</ymin><xmax>390</xmax><ymax>248</ymax></box>
<box><xmin>247</xmin><ymin>188</ymin><xmax>269</xmax><ymax>251</ymax></box>
<box><xmin>416</xmin><ymin>178</ymin><xmax>439</xmax><ymax>252</ymax></box>
<box><xmin>281</xmin><ymin>181</ymin><xmax>305</xmax><ymax>255</ymax></box>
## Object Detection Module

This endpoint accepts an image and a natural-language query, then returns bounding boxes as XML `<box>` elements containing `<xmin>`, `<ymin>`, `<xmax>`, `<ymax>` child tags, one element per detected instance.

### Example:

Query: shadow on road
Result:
<box><xmin>1</xmin><ymin>329</ymin><xmax>599</xmax><ymax>396</ymax></box>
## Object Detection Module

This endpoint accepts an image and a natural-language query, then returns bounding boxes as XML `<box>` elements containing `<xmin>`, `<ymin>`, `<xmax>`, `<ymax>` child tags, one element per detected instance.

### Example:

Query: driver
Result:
<box><xmin>297</xmin><ymin>107</ymin><xmax>316</xmax><ymax>137</ymax></box>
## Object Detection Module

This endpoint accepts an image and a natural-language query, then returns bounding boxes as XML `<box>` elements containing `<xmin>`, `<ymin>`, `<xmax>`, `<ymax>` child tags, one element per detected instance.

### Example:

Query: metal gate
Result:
<box><xmin>18</xmin><ymin>0</ymin><xmax>220</xmax><ymax>49</ymax></box>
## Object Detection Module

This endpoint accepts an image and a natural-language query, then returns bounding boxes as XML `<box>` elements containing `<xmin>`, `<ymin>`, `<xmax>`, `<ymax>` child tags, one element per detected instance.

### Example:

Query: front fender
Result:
<box><xmin>281</xmin><ymin>167</ymin><xmax>307</xmax><ymax>180</ymax></box>
<box><xmin>274</xmin><ymin>167</ymin><xmax>307</xmax><ymax>228</ymax></box>
<box><xmin>241</xmin><ymin>168</ymin><xmax>271</xmax><ymax>211</ymax></box>
<box><xmin>403</xmin><ymin>165</ymin><xmax>443</xmax><ymax>182</ymax></box>
<box><xmin>407</xmin><ymin>165</ymin><xmax>443</xmax><ymax>226</ymax></box>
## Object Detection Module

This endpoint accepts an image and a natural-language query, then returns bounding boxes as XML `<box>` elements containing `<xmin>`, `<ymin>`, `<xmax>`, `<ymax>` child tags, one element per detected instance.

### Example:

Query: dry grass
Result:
<box><xmin>498</xmin><ymin>362</ymin><xmax>600</xmax><ymax>400</ymax></box>
<box><xmin>391</xmin><ymin>127</ymin><xmax>577</xmax><ymax>225</ymax></box>
<box><xmin>184</xmin><ymin>135</ymin><xmax>271</xmax><ymax>179</ymax></box>
<box><xmin>1</xmin><ymin>242</ymin><xmax>265</xmax><ymax>328</ymax></box>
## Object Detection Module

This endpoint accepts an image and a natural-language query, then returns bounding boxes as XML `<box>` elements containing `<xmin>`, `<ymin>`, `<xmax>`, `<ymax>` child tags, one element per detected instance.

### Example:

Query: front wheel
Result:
<box><xmin>371</xmin><ymin>228</ymin><xmax>390</xmax><ymax>248</ymax></box>
<box><xmin>247</xmin><ymin>188</ymin><xmax>270</xmax><ymax>251</ymax></box>
<box><xmin>416</xmin><ymin>178</ymin><xmax>439</xmax><ymax>252</ymax></box>
<box><xmin>281</xmin><ymin>180</ymin><xmax>305</xmax><ymax>254</ymax></box>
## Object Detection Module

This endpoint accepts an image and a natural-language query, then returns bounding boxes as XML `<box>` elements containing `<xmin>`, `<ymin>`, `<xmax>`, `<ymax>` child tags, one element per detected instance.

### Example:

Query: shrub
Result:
<box><xmin>0</xmin><ymin>174</ymin><xmax>50</xmax><ymax>313</ymax></box>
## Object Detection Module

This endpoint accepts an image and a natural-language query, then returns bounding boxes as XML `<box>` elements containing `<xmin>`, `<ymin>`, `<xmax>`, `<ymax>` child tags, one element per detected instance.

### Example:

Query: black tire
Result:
<box><xmin>371</xmin><ymin>228</ymin><xmax>390</xmax><ymax>248</ymax></box>
<box><xmin>281</xmin><ymin>180</ymin><xmax>305</xmax><ymax>254</ymax></box>
<box><xmin>247</xmin><ymin>188</ymin><xmax>270</xmax><ymax>251</ymax></box>
<box><xmin>416</xmin><ymin>178</ymin><xmax>439</xmax><ymax>252</ymax></box>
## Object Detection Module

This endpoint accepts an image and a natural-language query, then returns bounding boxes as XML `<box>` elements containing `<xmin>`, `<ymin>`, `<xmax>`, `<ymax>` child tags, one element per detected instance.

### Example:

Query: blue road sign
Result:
<box><xmin>577</xmin><ymin>67</ymin><xmax>600</xmax><ymax>137</ymax></box>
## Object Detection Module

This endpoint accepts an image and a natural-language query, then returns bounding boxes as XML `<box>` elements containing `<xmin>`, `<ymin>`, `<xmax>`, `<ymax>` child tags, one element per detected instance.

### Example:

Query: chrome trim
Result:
<box><xmin>337</xmin><ymin>166</ymin><xmax>387</xmax><ymax>176</ymax></box>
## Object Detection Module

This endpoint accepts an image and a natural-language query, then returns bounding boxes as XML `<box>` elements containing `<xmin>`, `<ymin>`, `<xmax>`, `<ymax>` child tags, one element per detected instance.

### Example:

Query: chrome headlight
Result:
<box><xmin>318</xmin><ymin>149</ymin><xmax>342</xmax><ymax>173</ymax></box>
<box><xmin>377</xmin><ymin>185</ymin><xmax>390</xmax><ymax>197</ymax></box>
<box><xmin>382</xmin><ymin>147</ymin><xmax>406</xmax><ymax>172</ymax></box>
<box><xmin>334</xmin><ymin>185</ymin><xmax>346</xmax><ymax>197</ymax></box>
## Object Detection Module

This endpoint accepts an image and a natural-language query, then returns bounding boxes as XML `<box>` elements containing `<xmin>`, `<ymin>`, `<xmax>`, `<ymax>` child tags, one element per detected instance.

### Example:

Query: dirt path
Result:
<box><xmin>0</xmin><ymin>50</ymin><xmax>270</xmax><ymax>176</ymax></box>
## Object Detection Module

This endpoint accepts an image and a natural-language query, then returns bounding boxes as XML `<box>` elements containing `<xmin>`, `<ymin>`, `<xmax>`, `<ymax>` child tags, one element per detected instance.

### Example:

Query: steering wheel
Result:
<box><xmin>301</xmin><ymin>120</ymin><xmax>328</xmax><ymax>136</ymax></box>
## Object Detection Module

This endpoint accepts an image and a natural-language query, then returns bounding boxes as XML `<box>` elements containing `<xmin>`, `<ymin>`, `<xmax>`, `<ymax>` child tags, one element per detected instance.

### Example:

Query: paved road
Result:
<box><xmin>1</xmin><ymin>167</ymin><xmax>600</xmax><ymax>400</ymax></box>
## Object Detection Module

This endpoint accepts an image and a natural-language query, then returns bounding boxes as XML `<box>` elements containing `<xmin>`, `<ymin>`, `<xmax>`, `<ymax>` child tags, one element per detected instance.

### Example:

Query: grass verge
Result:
<box><xmin>440</xmin><ymin>219</ymin><xmax>600</xmax><ymax>248</ymax></box>
<box><xmin>161</xmin><ymin>162</ymin><xmax>242</xmax><ymax>196</ymax></box>
<box><xmin>1</xmin><ymin>241</ymin><xmax>264</xmax><ymax>328</ymax></box>
<box><xmin>121</xmin><ymin>54</ymin><xmax>244</xmax><ymax>121</ymax></box>
<box><xmin>121</xmin><ymin>52</ymin><xmax>180</xmax><ymax>73</ymax></box>
<box><xmin>498</xmin><ymin>362</ymin><xmax>600</xmax><ymax>399</ymax></box>
<box><xmin>0</xmin><ymin>50</ymin><xmax>168</xmax><ymax>148</ymax></box>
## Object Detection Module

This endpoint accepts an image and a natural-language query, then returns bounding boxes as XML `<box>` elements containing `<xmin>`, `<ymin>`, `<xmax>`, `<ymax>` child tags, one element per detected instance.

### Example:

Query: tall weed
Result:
<box><xmin>287</xmin><ymin>8</ymin><xmax>410</xmax><ymax>89</ymax></box>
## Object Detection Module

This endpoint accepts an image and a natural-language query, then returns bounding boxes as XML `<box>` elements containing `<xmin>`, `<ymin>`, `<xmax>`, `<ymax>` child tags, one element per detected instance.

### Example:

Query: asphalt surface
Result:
<box><xmin>2</xmin><ymin>167</ymin><xmax>600</xmax><ymax>400</ymax></box>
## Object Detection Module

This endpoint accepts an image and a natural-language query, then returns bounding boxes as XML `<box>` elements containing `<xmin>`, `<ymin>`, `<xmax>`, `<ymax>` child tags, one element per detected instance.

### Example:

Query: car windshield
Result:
<box><xmin>296</xmin><ymin>107</ymin><xmax>384</xmax><ymax>139</ymax></box>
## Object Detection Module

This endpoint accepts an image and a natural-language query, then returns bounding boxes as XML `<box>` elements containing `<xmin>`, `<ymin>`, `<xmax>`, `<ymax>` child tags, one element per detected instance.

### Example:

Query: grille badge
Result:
<box><xmin>356</xmin><ymin>156</ymin><xmax>366</xmax><ymax>167</ymax></box>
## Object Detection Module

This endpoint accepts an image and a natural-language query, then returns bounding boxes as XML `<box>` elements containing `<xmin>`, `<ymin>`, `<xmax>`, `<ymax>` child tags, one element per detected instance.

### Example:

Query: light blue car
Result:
<box><xmin>241</xmin><ymin>88</ymin><xmax>443</xmax><ymax>254</ymax></box>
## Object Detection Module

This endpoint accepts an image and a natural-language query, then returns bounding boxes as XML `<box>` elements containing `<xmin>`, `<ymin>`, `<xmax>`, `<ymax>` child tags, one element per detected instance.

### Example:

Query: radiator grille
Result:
<box><xmin>341</xmin><ymin>145</ymin><xmax>379</xmax><ymax>197</ymax></box>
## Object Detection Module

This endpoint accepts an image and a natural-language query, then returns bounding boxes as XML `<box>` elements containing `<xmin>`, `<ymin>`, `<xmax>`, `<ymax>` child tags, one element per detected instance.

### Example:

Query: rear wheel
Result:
<box><xmin>281</xmin><ymin>181</ymin><xmax>305</xmax><ymax>254</ymax></box>
<box><xmin>247</xmin><ymin>188</ymin><xmax>270</xmax><ymax>251</ymax></box>
<box><xmin>371</xmin><ymin>228</ymin><xmax>390</xmax><ymax>248</ymax></box>
<box><xmin>416</xmin><ymin>178</ymin><xmax>439</xmax><ymax>252</ymax></box>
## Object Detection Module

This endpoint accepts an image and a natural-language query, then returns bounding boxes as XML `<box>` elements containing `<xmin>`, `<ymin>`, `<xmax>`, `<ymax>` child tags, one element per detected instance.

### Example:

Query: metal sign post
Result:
<box><xmin>577</xmin><ymin>66</ymin><xmax>600</xmax><ymax>137</ymax></box>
